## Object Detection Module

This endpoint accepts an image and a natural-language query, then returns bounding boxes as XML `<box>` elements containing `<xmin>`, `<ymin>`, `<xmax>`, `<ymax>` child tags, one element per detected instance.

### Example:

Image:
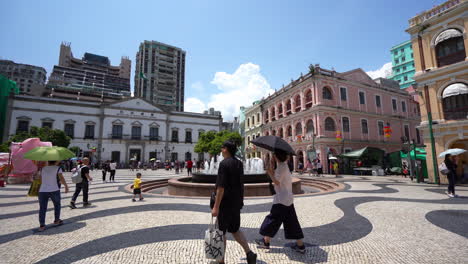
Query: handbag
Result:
<box><xmin>27</xmin><ymin>179</ymin><xmax>41</xmax><ymax>197</ymax></box>
<box><xmin>204</xmin><ymin>217</ymin><xmax>225</xmax><ymax>261</ymax></box>
<box><xmin>438</xmin><ymin>162</ymin><xmax>449</xmax><ymax>175</ymax></box>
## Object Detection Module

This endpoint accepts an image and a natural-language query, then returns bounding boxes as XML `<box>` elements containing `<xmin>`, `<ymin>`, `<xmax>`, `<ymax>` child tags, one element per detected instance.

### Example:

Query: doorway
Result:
<box><xmin>129</xmin><ymin>149</ymin><xmax>141</xmax><ymax>161</ymax></box>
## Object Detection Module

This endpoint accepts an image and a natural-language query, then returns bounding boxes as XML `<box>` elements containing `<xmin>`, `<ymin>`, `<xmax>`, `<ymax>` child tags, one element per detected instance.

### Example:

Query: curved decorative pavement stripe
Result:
<box><xmin>26</xmin><ymin>195</ymin><xmax>468</xmax><ymax>263</ymax></box>
<box><xmin>425</xmin><ymin>210</ymin><xmax>468</xmax><ymax>238</ymax></box>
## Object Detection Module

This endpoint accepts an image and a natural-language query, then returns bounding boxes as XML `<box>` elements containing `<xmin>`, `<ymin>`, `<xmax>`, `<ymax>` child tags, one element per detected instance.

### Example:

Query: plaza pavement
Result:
<box><xmin>0</xmin><ymin>169</ymin><xmax>467</xmax><ymax>264</ymax></box>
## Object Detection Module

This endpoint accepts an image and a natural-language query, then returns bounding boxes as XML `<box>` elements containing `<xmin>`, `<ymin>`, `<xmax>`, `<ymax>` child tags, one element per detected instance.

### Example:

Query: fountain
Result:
<box><xmin>168</xmin><ymin>154</ymin><xmax>302</xmax><ymax>196</ymax></box>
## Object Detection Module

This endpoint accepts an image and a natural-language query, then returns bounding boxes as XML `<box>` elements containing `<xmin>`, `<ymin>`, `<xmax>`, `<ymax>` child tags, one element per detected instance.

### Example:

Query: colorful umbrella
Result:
<box><xmin>438</xmin><ymin>148</ymin><xmax>466</xmax><ymax>158</ymax></box>
<box><xmin>23</xmin><ymin>146</ymin><xmax>75</xmax><ymax>161</ymax></box>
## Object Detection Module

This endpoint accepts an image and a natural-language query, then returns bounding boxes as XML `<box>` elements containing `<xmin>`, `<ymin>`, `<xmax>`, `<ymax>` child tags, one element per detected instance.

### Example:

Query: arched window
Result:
<box><xmin>287</xmin><ymin>126</ymin><xmax>292</xmax><ymax>137</ymax></box>
<box><xmin>342</xmin><ymin>117</ymin><xmax>350</xmax><ymax>132</ymax></box>
<box><xmin>295</xmin><ymin>95</ymin><xmax>301</xmax><ymax>112</ymax></box>
<box><xmin>279</xmin><ymin>127</ymin><xmax>284</xmax><ymax>138</ymax></box>
<box><xmin>252</xmin><ymin>115</ymin><xmax>255</xmax><ymax>126</ymax></box>
<box><xmin>271</xmin><ymin>107</ymin><xmax>276</xmax><ymax>121</ymax></box>
<box><xmin>257</xmin><ymin>113</ymin><xmax>261</xmax><ymax>123</ymax></box>
<box><xmin>442</xmin><ymin>82</ymin><xmax>468</xmax><ymax>120</ymax></box>
<box><xmin>272</xmin><ymin>130</ymin><xmax>277</xmax><ymax>136</ymax></box>
<box><xmin>324</xmin><ymin>117</ymin><xmax>336</xmax><ymax>131</ymax></box>
<box><xmin>323</xmin><ymin>87</ymin><xmax>333</xmax><ymax>100</ymax></box>
<box><xmin>305</xmin><ymin>90</ymin><xmax>312</xmax><ymax>108</ymax></box>
<box><xmin>286</xmin><ymin>99</ymin><xmax>292</xmax><ymax>115</ymax></box>
<box><xmin>264</xmin><ymin>111</ymin><xmax>269</xmax><ymax>123</ymax></box>
<box><xmin>306</xmin><ymin>120</ymin><xmax>314</xmax><ymax>135</ymax></box>
<box><xmin>257</xmin><ymin>133</ymin><xmax>260</xmax><ymax>138</ymax></box>
<box><xmin>247</xmin><ymin>136</ymin><xmax>251</xmax><ymax>143</ymax></box>
<box><xmin>435</xmin><ymin>29</ymin><xmax>466</xmax><ymax>67</ymax></box>
<box><xmin>278</xmin><ymin>103</ymin><xmax>283</xmax><ymax>118</ymax></box>
<box><xmin>295</xmin><ymin>122</ymin><xmax>302</xmax><ymax>135</ymax></box>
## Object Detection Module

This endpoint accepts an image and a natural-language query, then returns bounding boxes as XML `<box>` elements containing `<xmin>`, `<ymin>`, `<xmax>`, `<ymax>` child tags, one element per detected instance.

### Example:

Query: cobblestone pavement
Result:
<box><xmin>0</xmin><ymin>169</ymin><xmax>467</xmax><ymax>264</ymax></box>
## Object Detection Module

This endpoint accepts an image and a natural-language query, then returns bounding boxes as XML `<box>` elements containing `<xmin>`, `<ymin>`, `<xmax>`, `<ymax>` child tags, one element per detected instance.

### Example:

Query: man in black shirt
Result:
<box><xmin>212</xmin><ymin>141</ymin><xmax>257</xmax><ymax>264</ymax></box>
<box><xmin>70</xmin><ymin>157</ymin><xmax>93</xmax><ymax>209</ymax></box>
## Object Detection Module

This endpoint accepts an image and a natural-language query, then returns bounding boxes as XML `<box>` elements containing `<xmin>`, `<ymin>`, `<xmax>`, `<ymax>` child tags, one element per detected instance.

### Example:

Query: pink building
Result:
<box><xmin>260</xmin><ymin>65</ymin><xmax>421</xmax><ymax>172</ymax></box>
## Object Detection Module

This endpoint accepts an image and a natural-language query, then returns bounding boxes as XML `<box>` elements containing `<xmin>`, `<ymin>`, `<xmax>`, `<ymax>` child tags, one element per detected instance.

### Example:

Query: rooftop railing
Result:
<box><xmin>409</xmin><ymin>0</ymin><xmax>464</xmax><ymax>27</ymax></box>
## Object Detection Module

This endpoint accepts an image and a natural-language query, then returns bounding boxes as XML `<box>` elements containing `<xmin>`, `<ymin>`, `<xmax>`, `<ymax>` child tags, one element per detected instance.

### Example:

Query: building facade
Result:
<box><xmin>46</xmin><ymin>42</ymin><xmax>131</xmax><ymax>102</ymax></box>
<box><xmin>406</xmin><ymin>0</ymin><xmax>468</xmax><ymax>183</ymax></box>
<box><xmin>244</xmin><ymin>101</ymin><xmax>263</xmax><ymax>159</ymax></box>
<box><xmin>390</xmin><ymin>40</ymin><xmax>416</xmax><ymax>89</ymax></box>
<box><xmin>134</xmin><ymin>41</ymin><xmax>186</xmax><ymax>112</ymax></box>
<box><xmin>260</xmin><ymin>65</ymin><xmax>421</xmax><ymax>172</ymax></box>
<box><xmin>5</xmin><ymin>96</ymin><xmax>221</xmax><ymax>165</ymax></box>
<box><xmin>0</xmin><ymin>60</ymin><xmax>47</xmax><ymax>96</ymax></box>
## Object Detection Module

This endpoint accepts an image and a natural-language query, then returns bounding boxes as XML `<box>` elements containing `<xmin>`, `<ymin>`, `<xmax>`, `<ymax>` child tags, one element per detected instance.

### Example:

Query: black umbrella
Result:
<box><xmin>251</xmin><ymin>136</ymin><xmax>296</xmax><ymax>155</ymax></box>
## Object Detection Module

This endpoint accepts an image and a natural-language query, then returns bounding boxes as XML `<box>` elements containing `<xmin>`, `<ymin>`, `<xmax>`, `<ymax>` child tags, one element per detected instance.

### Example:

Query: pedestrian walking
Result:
<box><xmin>70</xmin><ymin>157</ymin><xmax>93</xmax><ymax>209</ymax></box>
<box><xmin>316</xmin><ymin>159</ymin><xmax>323</xmax><ymax>177</ymax></box>
<box><xmin>255</xmin><ymin>150</ymin><xmax>306</xmax><ymax>254</ymax></box>
<box><xmin>101</xmin><ymin>160</ymin><xmax>109</xmax><ymax>182</ymax></box>
<box><xmin>132</xmin><ymin>173</ymin><xmax>144</xmax><ymax>201</ymax></box>
<box><xmin>333</xmin><ymin>161</ymin><xmax>339</xmax><ymax>177</ymax></box>
<box><xmin>305</xmin><ymin>159</ymin><xmax>313</xmax><ymax>177</ymax></box>
<box><xmin>211</xmin><ymin>140</ymin><xmax>257</xmax><ymax>264</ymax></box>
<box><xmin>37</xmin><ymin>160</ymin><xmax>69</xmax><ymax>232</ymax></box>
<box><xmin>109</xmin><ymin>160</ymin><xmax>117</xmax><ymax>182</ymax></box>
<box><xmin>297</xmin><ymin>161</ymin><xmax>304</xmax><ymax>175</ymax></box>
<box><xmin>186</xmin><ymin>159</ymin><xmax>193</xmax><ymax>176</ymax></box>
<box><xmin>444</xmin><ymin>154</ymin><xmax>458</xmax><ymax>198</ymax></box>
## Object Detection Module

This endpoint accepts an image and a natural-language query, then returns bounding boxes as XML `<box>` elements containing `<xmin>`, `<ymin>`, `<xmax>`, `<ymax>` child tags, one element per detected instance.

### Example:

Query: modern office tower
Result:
<box><xmin>45</xmin><ymin>42</ymin><xmax>131</xmax><ymax>102</ymax></box>
<box><xmin>390</xmin><ymin>40</ymin><xmax>416</xmax><ymax>89</ymax></box>
<box><xmin>0</xmin><ymin>60</ymin><xmax>47</xmax><ymax>96</ymax></box>
<box><xmin>134</xmin><ymin>40</ymin><xmax>186</xmax><ymax>111</ymax></box>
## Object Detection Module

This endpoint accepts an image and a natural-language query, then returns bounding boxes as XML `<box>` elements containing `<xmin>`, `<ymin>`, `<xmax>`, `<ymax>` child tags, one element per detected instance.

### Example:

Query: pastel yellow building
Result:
<box><xmin>407</xmin><ymin>0</ymin><xmax>468</xmax><ymax>183</ymax></box>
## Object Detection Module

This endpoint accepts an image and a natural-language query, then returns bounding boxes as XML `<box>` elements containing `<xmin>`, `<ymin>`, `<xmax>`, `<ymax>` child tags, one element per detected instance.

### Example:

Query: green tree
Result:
<box><xmin>195</xmin><ymin>130</ymin><xmax>242</xmax><ymax>156</ymax></box>
<box><xmin>68</xmin><ymin>146</ymin><xmax>80</xmax><ymax>156</ymax></box>
<box><xmin>0</xmin><ymin>126</ymin><xmax>71</xmax><ymax>151</ymax></box>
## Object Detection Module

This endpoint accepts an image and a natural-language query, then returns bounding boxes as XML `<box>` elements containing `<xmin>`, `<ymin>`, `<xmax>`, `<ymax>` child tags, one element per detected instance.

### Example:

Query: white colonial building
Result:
<box><xmin>5</xmin><ymin>96</ymin><xmax>221</xmax><ymax>165</ymax></box>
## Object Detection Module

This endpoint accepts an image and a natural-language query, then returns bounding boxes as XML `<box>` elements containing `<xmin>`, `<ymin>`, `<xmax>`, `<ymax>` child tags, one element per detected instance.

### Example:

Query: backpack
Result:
<box><xmin>438</xmin><ymin>162</ymin><xmax>449</xmax><ymax>175</ymax></box>
<box><xmin>72</xmin><ymin>165</ymin><xmax>84</xmax><ymax>184</ymax></box>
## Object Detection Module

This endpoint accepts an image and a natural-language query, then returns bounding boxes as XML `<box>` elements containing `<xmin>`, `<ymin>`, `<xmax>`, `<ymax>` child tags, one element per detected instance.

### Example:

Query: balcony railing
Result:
<box><xmin>444</xmin><ymin>110</ymin><xmax>468</xmax><ymax>120</ymax></box>
<box><xmin>146</xmin><ymin>135</ymin><xmax>162</xmax><ymax>141</ymax></box>
<box><xmin>185</xmin><ymin>139</ymin><xmax>193</xmax><ymax>144</ymax></box>
<box><xmin>437</xmin><ymin>51</ymin><xmax>466</xmax><ymax>67</ymax></box>
<box><xmin>171</xmin><ymin>138</ymin><xmax>179</xmax><ymax>143</ymax></box>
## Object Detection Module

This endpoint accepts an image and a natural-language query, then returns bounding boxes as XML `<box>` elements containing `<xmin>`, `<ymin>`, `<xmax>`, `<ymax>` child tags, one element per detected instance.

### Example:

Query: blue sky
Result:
<box><xmin>0</xmin><ymin>0</ymin><xmax>445</xmax><ymax>120</ymax></box>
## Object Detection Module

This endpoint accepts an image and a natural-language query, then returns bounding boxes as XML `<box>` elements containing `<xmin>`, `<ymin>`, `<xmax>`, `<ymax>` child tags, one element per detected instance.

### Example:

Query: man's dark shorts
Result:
<box><xmin>133</xmin><ymin>188</ymin><xmax>141</xmax><ymax>195</ymax></box>
<box><xmin>218</xmin><ymin>208</ymin><xmax>240</xmax><ymax>233</ymax></box>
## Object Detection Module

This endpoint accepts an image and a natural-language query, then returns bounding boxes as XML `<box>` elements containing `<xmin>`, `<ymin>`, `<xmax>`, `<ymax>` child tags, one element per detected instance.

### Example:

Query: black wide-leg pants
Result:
<box><xmin>260</xmin><ymin>203</ymin><xmax>304</xmax><ymax>240</ymax></box>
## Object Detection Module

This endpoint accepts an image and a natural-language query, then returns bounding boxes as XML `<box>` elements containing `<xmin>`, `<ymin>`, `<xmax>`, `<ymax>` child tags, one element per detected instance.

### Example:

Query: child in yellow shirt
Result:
<box><xmin>132</xmin><ymin>173</ymin><xmax>143</xmax><ymax>202</ymax></box>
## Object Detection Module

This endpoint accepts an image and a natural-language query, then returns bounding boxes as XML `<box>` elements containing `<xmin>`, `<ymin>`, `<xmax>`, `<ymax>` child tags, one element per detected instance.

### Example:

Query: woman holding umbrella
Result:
<box><xmin>23</xmin><ymin>146</ymin><xmax>73</xmax><ymax>232</ymax></box>
<box><xmin>439</xmin><ymin>148</ymin><xmax>466</xmax><ymax>198</ymax></box>
<box><xmin>251</xmin><ymin>136</ymin><xmax>306</xmax><ymax>254</ymax></box>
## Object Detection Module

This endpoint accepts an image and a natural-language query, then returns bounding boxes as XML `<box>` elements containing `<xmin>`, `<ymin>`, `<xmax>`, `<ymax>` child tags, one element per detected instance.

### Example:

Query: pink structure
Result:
<box><xmin>260</xmin><ymin>66</ymin><xmax>421</xmax><ymax>172</ymax></box>
<box><xmin>8</xmin><ymin>138</ymin><xmax>52</xmax><ymax>183</ymax></box>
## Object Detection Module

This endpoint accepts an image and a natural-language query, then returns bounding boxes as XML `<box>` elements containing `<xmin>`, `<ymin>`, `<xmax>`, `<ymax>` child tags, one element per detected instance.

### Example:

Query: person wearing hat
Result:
<box><xmin>211</xmin><ymin>140</ymin><xmax>257</xmax><ymax>264</ymax></box>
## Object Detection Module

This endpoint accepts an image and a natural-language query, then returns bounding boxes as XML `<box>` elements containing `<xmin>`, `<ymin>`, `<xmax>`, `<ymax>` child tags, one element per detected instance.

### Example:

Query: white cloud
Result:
<box><xmin>366</xmin><ymin>62</ymin><xmax>393</xmax><ymax>79</ymax></box>
<box><xmin>184</xmin><ymin>63</ymin><xmax>274</xmax><ymax>121</ymax></box>
<box><xmin>208</xmin><ymin>63</ymin><xmax>274</xmax><ymax>120</ymax></box>
<box><xmin>184</xmin><ymin>97</ymin><xmax>206</xmax><ymax>113</ymax></box>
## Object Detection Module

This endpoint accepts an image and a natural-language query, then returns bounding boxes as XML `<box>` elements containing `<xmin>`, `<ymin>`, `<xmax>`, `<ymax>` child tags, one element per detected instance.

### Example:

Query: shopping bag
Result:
<box><xmin>438</xmin><ymin>162</ymin><xmax>449</xmax><ymax>175</ymax></box>
<box><xmin>27</xmin><ymin>179</ymin><xmax>41</xmax><ymax>197</ymax></box>
<box><xmin>204</xmin><ymin>217</ymin><xmax>224</xmax><ymax>261</ymax></box>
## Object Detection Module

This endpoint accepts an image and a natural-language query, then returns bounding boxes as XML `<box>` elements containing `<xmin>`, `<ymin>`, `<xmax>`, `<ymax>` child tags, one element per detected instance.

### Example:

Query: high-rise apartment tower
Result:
<box><xmin>134</xmin><ymin>40</ymin><xmax>186</xmax><ymax>111</ymax></box>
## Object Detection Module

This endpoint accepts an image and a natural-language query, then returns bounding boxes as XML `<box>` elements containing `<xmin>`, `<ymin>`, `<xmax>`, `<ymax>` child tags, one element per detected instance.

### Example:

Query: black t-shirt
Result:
<box><xmin>81</xmin><ymin>166</ymin><xmax>90</xmax><ymax>182</ymax></box>
<box><xmin>216</xmin><ymin>157</ymin><xmax>244</xmax><ymax>210</ymax></box>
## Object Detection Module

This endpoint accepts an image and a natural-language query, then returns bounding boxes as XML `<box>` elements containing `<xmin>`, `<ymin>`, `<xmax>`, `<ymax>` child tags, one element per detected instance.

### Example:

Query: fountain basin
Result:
<box><xmin>168</xmin><ymin>176</ymin><xmax>302</xmax><ymax>197</ymax></box>
<box><xmin>191</xmin><ymin>172</ymin><xmax>270</xmax><ymax>183</ymax></box>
